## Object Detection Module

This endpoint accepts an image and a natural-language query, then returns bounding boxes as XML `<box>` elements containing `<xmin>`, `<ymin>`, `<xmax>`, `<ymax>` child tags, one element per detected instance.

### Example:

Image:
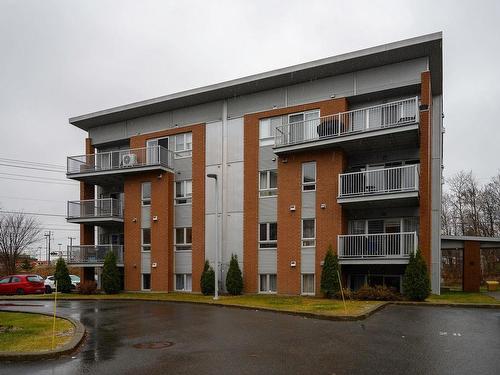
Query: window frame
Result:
<box><xmin>302</xmin><ymin>162</ymin><xmax>316</xmax><ymax>192</ymax></box>
<box><xmin>175</xmin><ymin>273</ymin><xmax>192</xmax><ymax>292</ymax></box>
<box><xmin>259</xmin><ymin>222</ymin><xmax>277</xmax><ymax>249</ymax></box>
<box><xmin>174</xmin><ymin>133</ymin><xmax>193</xmax><ymax>159</ymax></box>
<box><xmin>175</xmin><ymin>180</ymin><xmax>193</xmax><ymax>205</ymax></box>
<box><xmin>259</xmin><ymin>170</ymin><xmax>278</xmax><ymax>197</ymax></box>
<box><xmin>301</xmin><ymin>273</ymin><xmax>315</xmax><ymax>295</ymax></box>
<box><xmin>259</xmin><ymin>116</ymin><xmax>280</xmax><ymax>146</ymax></box>
<box><xmin>141</xmin><ymin>228</ymin><xmax>151</xmax><ymax>252</ymax></box>
<box><xmin>301</xmin><ymin>219</ymin><xmax>316</xmax><ymax>247</ymax></box>
<box><xmin>141</xmin><ymin>273</ymin><xmax>151</xmax><ymax>291</ymax></box>
<box><xmin>174</xmin><ymin>227</ymin><xmax>192</xmax><ymax>252</ymax></box>
<box><xmin>141</xmin><ymin>182</ymin><xmax>151</xmax><ymax>206</ymax></box>
<box><xmin>259</xmin><ymin>274</ymin><xmax>277</xmax><ymax>294</ymax></box>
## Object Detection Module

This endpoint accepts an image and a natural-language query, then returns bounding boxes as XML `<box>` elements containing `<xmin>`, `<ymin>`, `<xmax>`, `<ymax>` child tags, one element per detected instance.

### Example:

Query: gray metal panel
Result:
<box><xmin>205</xmin><ymin>213</ymin><xmax>217</xmax><ymax>265</ymax></box>
<box><xmin>126</xmin><ymin>112</ymin><xmax>173</xmax><ymax>137</ymax></box>
<box><xmin>227</xmin><ymin>118</ymin><xmax>244</xmax><ymax>163</ymax></box>
<box><xmin>287</xmin><ymin>73</ymin><xmax>354</xmax><ymax>106</ymax></box>
<box><xmin>175</xmin><ymin>205</ymin><xmax>192</xmax><ymax>227</ymax></box>
<box><xmin>205</xmin><ymin>165</ymin><xmax>222</xmax><ymax>215</ymax></box>
<box><xmin>172</xmin><ymin>101</ymin><xmax>223</xmax><ymax>126</ymax></box>
<box><xmin>259</xmin><ymin>146</ymin><xmax>278</xmax><ymax>171</ymax></box>
<box><xmin>206</xmin><ymin>121</ymin><xmax>222</xmax><ymax>166</ymax></box>
<box><xmin>89</xmin><ymin>122</ymin><xmax>127</xmax><ymax>144</ymax></box>
<box><xmin>141</xmin><ymin>252</ymin><xmax>151</xmax><ymax>273</ymax></box>
<box><xmin>258</xmin><ymin>249</ymin><xmax>277</xmax><ymax>274</ymax></box>
<box><xmin>175</xmin><ymin>251</ymin><xmax>192</xmax><ymax>274</ymax></box>
<box><xmin>141</xmin><ymin>206</ymin><xmax>151</xmax><ymax>229</ymax></box>
<box><xmin>227</xmin><ymin>88</ymin><xmax>286</xmax><ymax>118</ymax></box>
<box><xmin>301</xmin><ymin>192</ymin><xmax>316</xmax><ymax>218</ymax></box>
<box><xmin>225</xmin><ymin>212</ymin><xmax>243</xmax><ymax>264</ymax></box>
<box><xmin>173</xmin><ymin>157</ymin><xmax>192</xmax><ymax>180</ymax></box>
<box><xmin>259</xmin><ymin>197</ymin><xmax>277</xmax><ymax>223</ymax></box>
<box><xmin>226</xmin><ymin>162</ymin><xmax>243</xmax><ymax>212</ymax></box>
<box><xmin>356</xmin><ymin>58</ymin><xmax>427</xmax><ymax>95</ymax></box>
<box><xmin>301</xmin><ymin>248</ymin><xmax>315</xmax><ymax>273</ymax></box>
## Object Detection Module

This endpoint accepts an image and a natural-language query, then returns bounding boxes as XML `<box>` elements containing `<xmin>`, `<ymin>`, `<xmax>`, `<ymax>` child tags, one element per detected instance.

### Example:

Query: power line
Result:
<box><xmin>0</xmin><ymin>195</ymin><xmax>67</xmax><ymax>203</ymax></box>
<box><xmin>0</xmin><ymin>163</ymin><xmax>66</xmax><ymax>173</ymax></box>
<box><xmin>0</xmin><ymin>210</ymin><xmax>66</xmax><ymax>217</ymax></box>
<box><xmin>0</xmin><ymin>157</ymin><xmax>65</xmax><ymax>169</ymax></box>
<box><xmin>0</xmin><ymin>176</ymin><xmax>76</xmax><ymax>186</ymax></box>
<box><xmin>0</xmin><ymin>172</ymin><xmax>72</xmax><ymax>183</ymax></box>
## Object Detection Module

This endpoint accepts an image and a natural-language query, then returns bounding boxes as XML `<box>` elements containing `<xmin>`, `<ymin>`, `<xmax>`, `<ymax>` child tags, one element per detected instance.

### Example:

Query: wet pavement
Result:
<box><xmin>0</xmin><ymin>300</ymin><xmax>499</xmax><ymax>375</ymax></box>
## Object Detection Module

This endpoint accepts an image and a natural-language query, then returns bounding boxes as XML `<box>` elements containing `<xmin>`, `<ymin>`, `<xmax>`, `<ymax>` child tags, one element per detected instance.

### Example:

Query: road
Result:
<box><xmin>1</xmin><ymin>300</ymin><xmax>499</xmax><ymax>374</ymax></box>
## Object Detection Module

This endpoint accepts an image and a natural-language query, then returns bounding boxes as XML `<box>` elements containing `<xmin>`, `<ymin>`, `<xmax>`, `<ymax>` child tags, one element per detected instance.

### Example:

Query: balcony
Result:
<box><xmin>338</xmin><ymin>232</ymin><xmax>418</xmax><ymax>264</ymax></box>
<box><xmin>67</xmin><ymin>145</ymin><xmax>174</xmax><ymax>184</ymax></box>
<box><xmin>274</xmin><ymin>97</ymin><xmax>419</xmax><ymax>153</ymax></box>
<box><xmin>67</xmin><ymin>245</ymin><xmax>124</xmax><ymax>266</ymax></box>
<box><xmin>338</xmin><ymin>165</ymin><xmax>419</xmax><ymax>206</ymax></box>
<box><xmin>67</xmin><ymin>198</ymin><xmax>123</xmax><ymax>225</ymax></box>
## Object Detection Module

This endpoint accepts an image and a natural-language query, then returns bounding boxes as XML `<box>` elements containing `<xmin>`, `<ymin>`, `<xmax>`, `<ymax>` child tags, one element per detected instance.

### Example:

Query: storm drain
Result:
<box><xmin>133</xmin><ymin>341</ymin><xmax>174</xmax><ymax>349</ymax></box>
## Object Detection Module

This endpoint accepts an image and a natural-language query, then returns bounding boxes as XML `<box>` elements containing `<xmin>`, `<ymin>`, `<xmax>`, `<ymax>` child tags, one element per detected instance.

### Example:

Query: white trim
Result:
<box><xmin>301</xmin><ymin>218</ymin><xmax>316</xmax><ymax>247</ymax></box>
<box><xmin>258</xmin><ymin>273</ymin><xmax>277</xmax><ymax>294</ymax></box>
<box><xmin>259</xmin><ymin>170</ymin><xmax>278</xmax><ymax>197</ymax></box>
<box><xmin>141</xmin><ymin>273</ymin><xmax>151</xmax><ymax>291</ymax></box>
<box><xmin>301</xmin><ymin>273</ymin><xmax>315</xmax><ymax>295</ymax></box>
<box><xmin>174</xmin><ymin>180</ymin><xmax>193</xmax><ymax>205</ymax></box>
<box><xmin>174</xmin><ymin>133</ymin><xmax>193</xmax><ymax>159</ymax></box>
<box><xmin>301</xmin><ymin>162</ymin><xmax>316</xmax><ymax>192</ymax></box>
<box><xmin>174</xmin><ymin>273</ymin><xmax>192</xmax><ymax>292</ymax></box>
<box><xmin>174</xmin><ymin>227</ymin><xmax>192</xmax><ymax>252</ymax></box>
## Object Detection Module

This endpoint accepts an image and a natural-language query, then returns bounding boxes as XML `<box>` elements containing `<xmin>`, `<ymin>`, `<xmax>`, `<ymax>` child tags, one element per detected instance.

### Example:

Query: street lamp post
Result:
<box><xmin>207</xmin><ymin>173</ymin><xmax>219</xmax><ymax>300</ymax></box>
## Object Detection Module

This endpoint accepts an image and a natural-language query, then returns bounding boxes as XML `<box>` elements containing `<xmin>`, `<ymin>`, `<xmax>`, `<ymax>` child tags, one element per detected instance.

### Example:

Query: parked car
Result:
<box><xmin>44</xmin><ymin>274</ymin><xmax>81</xmax><ymax>293</ymax></box>
<box><xmin>0</xmin><ymin>274</ymin><xmax>45</xmax><ymax>295</ymax></box>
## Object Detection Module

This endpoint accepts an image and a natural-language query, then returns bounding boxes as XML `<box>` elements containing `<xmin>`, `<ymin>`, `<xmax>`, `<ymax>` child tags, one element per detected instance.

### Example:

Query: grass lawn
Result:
<box><xmin>0</xmin><ymin>312</ymin><xmax>74</xmax><ymax>352</ymax></box>
<box><xmin>427</xmin><ymin>291</ymin><xmax>500</xmax><ymax>304</ymax></box>
<box><xmin>4</xmin><ymin>292</ymin><xmax>381</xmax><ymax>317</ymax></box>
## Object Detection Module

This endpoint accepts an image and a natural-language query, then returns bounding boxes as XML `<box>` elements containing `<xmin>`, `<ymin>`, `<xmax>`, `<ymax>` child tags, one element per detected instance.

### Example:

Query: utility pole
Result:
<box><xmin>44</xmin><ymin>231</ymin><xmax>52</xmax><ymax>265</ymax></box>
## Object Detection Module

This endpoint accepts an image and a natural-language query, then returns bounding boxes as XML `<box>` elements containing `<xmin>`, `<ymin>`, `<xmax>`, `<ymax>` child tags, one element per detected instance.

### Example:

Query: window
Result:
<box><xmin>142</xmin><ymin>274</ymin><xmax>151</xmax><ymax>290</ymax></box>
<box><xmin>259</xmin><ymin>170</ymin><xmax>278</xmax><ymax>197</ymax></box>
<box><xmin>302</xmin><ymin>219</ymin><xmax>316</xmax><ymax>247</ymax></box>
<box><xmin>141</xmin><ymin>182</ymin><xmax>151</xmax><ymax>206</ymax></box>
<box><xmin>11</xmin><ymin>277</ymin><xmax>21</xmax><ymax>283</ymax></box>
<box><xmin>175</xmin><ymin>180</ymin><xmax>192</xmax><ymax>204</ymax></box>
<box><xmin>0</xmin><ymin>277</ymin><xmax>10</xmax><ymax>284</ymax></box>
<box><xmin>301</xmin><ymin>274</ymin><xmax>315</xmax><ymax>295</ymax></box>
<box><xmin>259</xmin><ymin>274</ymin><xmax>277</xmax><ymax>293</ymax></box>
<box><xmin>288</xmin><ymin>110</ymin><xmax>320</xmax><ymax>142</ymax></box>
<box><xmin>175</xmin><ymin>133</ymin><xmax>193</xmax><ymax>158</ymax></box>
<box><xmin>175</xmin><ymin>227</ymin><xmax>192</xmax><ymax>251</ymax></box>
<box><xmin>175</xmin><ymin>274</ymin><xmax>192</xmax><ymax>291</ymax></box>
<box><xmin>302</xmin><ymin>162</ymin><xmax>316</xmax><ymax>191</ymax></box>
<box><xmin>146</xmin><ymin>137</ymin><xmax>169</xmax><ymax>164</ymax></box>
<box><xmin>259</xmin><ymin>116</ymin><xmax>281</xmax><ymax>146</ymax></box>
<box><xmin>142</xmin><ymin>228</ymin><xmax>151</xmax><ymax>252</ymax></box>
<box><xmin>259</xmin><ymin>223</ymin><xmax>277</xmax><ymax>249</ymax></box>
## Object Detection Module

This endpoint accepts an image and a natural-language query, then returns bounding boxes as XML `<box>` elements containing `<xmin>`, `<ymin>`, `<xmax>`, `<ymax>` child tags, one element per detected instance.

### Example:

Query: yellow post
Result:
<box><xmin>52</xmin><ymin>280</ymin><xmax>58</xmax><ymax>350</ymax></box>
<box><xmin>337</xmin><ymin>270</ymin><xmax>347</xmax><ymax>314</ymax></box>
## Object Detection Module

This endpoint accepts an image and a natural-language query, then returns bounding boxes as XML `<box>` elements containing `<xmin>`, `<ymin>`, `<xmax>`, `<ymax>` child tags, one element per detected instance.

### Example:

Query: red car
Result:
<box><xmin>0</xmin><ymin>274</ymin><xmax>45</xmax><ymax>295</ymax></box>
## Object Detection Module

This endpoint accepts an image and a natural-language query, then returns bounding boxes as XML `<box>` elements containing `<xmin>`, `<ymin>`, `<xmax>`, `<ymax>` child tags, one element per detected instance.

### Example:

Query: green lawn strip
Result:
<box><xmin>427</xmin><ymin>291</ymin><xmax>500</xmax><ymax>304</ymax></box>
<box><xmin>0</xmin><ymin>312</ymin><xmax>74</xmax><ymax>352</ymax></box>
<box><xmin>4</xmin><ymin>293</ymin><xmax>380</xmax><ymax>316</ymax></box>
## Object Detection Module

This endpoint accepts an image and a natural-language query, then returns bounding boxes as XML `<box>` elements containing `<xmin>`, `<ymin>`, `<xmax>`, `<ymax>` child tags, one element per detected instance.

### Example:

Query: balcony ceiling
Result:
<box><xmin>70</xmin><ymin>33</ymin><xmax>442</xmax><ymax>130</ymax></box>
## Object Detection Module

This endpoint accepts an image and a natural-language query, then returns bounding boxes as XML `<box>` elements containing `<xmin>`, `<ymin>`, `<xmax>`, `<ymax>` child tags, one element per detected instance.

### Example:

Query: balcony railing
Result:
<box><xmin>338</xmin><ymin>232</ymin><xmax>418</xmax><ymax>260</ymax></box>
<box><xmin>339</xmin><ymin>165</ymin><xmax>419</xmax><ymax>198</ymax></box>
<box><xmin>67</xmin><ymin>198</ymin><xmax>123</xmax><ymax>220</ymax></box>
<box><xmin>67</xmin><ymin>245</ymin><xmax>124</xmax><ymax>264</ymax></box>
<box><xmin>67</xmin><ymin>145</ymin><xmax>174</xmax><ymax>175</ymax></box>
<box><xmin>275</xmin><ymin>97</ymin><xmax>419</xmax><ymax>147</ymax></box>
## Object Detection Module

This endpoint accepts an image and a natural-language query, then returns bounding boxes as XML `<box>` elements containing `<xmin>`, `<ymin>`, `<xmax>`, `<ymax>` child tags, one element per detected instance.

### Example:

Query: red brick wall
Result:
<box><xmin>80</xmin><ymin>138</ymin><xmax>95</xmax><ymax>246</ymax></box>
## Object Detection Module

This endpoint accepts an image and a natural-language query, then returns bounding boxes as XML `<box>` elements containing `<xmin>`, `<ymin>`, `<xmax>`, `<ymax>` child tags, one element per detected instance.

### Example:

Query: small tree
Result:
<box><xmin>320</xmin><ymin>244</ymin><xmax>340</xmax><ymax>298</ymax></box>
<box><xmin>54</xmin><ymin>257</ymin><xmax>72</xmax><ymax>293</ymax></box>
<box><xmin>102</xmin><ymin>251</ymin><xmax>121</xmax><ymax>294</ymax></box>
<box><xmin>226</xmin><ymin>254</ymin><xmax>243</xmax><ymax>295</ymax></box>
<box><xmin>403</xmin><ymin>250</ymin><xmax>431</xmax><ymax>301</ymax></box>
<box><xmin>200</xmin><ymin>260</ymin><xmax>215</xmax><ymax>295</ymax></box>
<box><xmin>20</xmin><ymin>256</ymin><xmax>33</xmax><ymax>272</ymax></box>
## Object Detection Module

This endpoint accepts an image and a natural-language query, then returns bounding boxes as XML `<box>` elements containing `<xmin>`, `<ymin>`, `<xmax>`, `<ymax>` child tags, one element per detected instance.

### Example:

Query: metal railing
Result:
<box><xmin>275</xmin><ymin>97</ymin><xmax>419</xmax><ymax>147</ymax></box>
<box><xmin>339</xmin><ymin>165</ymin><xmax>419</xmax><ymax>198</ymax></box>
<box><xmin>67</xmin><ymin>145</ymin><xmax>174</xmax><ymax>175</ymax></box>
<box><xmin>67</xmin><ymin>245</ymin><xmax>124</xmax><ymax>264</ymax></box>
<box><xmin>338</xmin><ymin>232</ymin><xmax>418</xmax><ymax>259</ymax></box>
<box><xmin>67</xmin><ymin>198</ymin><xmax>123</xmax><ymax>220</ymax></box>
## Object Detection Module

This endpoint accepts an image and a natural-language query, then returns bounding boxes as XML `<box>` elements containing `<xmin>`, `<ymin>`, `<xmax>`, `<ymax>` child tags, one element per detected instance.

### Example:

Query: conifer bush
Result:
<box><xmin>320</xmin><ymin>245</ymin><xmax>341</xmax><ymax>298</ymax></box>
<box><xmin>403</xmin><ymin>249</ymin><xmax>431</xmax><ymax>301</ymax></box>
<box><xmin>102</xmin><ymin>251</ymin><xmax>121</xmax><ymax>294</ymax></box>
<box><xmin>200</xmin><ymin>260</ymin><xmax>215</xmax><ymax>295</ymax></box>
<box><xmin>54</xmin><ymin>257</ymin><xmax>72</xmax><ymax>293</ymax></box>
<box><xmin>225</xmin><ymin>254</ymin><xmax>243</xmax><ymax>295</ymax></box>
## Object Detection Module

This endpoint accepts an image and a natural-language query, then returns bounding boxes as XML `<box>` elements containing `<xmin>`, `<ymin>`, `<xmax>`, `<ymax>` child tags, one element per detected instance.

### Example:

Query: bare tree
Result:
<box><xmin>0</xmin><ymin>212</ymin><xmax>41</xmax><ymax>275</ymax></box>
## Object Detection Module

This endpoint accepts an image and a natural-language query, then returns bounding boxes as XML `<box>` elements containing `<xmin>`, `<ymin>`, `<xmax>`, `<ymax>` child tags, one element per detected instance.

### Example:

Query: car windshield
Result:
<box><xmin>70</xmin><ymin>275</ymin><xmax>80</xmax><ymax>282</ymax></box>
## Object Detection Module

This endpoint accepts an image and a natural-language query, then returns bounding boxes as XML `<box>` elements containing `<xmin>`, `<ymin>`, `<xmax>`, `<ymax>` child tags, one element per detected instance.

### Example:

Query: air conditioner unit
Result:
<box><xmin>121</xmin><ymin>153</ymin><xmax>137</xmax><ymax>167</ymax></box>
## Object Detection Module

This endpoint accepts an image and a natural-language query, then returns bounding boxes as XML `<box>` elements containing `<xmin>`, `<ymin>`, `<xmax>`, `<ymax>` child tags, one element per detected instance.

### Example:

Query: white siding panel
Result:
<box><xmin>301</xmin><ymin>248</ymin><xmax>315</xmax><ymax>273</ymax></box>
<box><xmin>141</xmin><ymin>206</ymin><xmax>151</xmax><ymax>228</ymax></box>
<box><xmin>226</xmin><ymin>162</ymin><xmax>244</xmax><ymax>212</ymax></box>
<box><xmin>258</xmin><ymin>249</ymin><xmax>277</xmax><ymax>274</ymax></box>
<box><xmin>227</xmin><ymin>118</ymin><xmax>244</xmax><ymax>162</ymax></box>
<box><xmin>206</xmin><ymin>121</ymin><xmax>222</xmax><ymax>166</ymax></box>
<box><xmin>175</xmin><ymin>251</ymin><xmax>192</xmax><ymax>274</ymax></box>
<box><xmin>141</xmin><ymin>252</ymin><xmax>151</xmax><ymax>273</ymax></box>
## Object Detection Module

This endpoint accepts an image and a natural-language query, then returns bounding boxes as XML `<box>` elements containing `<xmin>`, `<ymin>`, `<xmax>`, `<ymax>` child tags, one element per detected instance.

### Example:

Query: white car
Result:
<box><xmin>44</xmin><ymin>275</ymin><xmax>81</xmax><ymax>293</ymax></box>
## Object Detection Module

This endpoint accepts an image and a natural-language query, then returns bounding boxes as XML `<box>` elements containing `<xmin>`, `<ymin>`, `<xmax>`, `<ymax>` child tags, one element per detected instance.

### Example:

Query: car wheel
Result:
<box><xmin>45</xmin><ymin>285</ymin><xmax>52</xmax><ymax>294</ymax></box>
<box><xmin>16</xmin><ymin>288</ymin><xmax>24</xmax><ymax>295</ymax></box>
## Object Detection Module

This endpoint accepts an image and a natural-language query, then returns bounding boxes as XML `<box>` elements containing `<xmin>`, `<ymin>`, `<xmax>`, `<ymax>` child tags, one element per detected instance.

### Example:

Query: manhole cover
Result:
<box><xmin>133</xmin><ymin>341</ymin><xmax>174</xmax><ymax>349</ymax></box>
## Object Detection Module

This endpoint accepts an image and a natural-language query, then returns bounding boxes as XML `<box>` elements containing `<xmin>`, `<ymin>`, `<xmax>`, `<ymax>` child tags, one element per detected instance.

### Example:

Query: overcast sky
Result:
<box><xmin>0</xmin><ymin>0</ymin><xmax>499</xmax><ymax>257</ymax></box>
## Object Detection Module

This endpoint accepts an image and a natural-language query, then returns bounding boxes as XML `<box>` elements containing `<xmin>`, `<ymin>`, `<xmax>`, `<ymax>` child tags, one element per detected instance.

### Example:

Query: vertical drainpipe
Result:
<box><xmin>221</xmin><ymin>100</ymin><xmax>228</xmax><ymax>291</ymax></box>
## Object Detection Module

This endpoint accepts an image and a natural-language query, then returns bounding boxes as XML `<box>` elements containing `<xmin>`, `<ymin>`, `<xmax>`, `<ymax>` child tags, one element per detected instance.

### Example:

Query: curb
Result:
<box><xmin>0</xmin><ymin>310</ymin><xmax>86</xmax><ymax>361</ymax></box>
<box><xmin>391</xmin><ymin>301</ymin><xmax>500</xmax><ymax>309</ymax></box>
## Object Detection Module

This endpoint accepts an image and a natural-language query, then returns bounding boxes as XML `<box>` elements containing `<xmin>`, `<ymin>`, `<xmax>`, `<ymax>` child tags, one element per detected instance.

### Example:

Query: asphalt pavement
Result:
<box><xmin>0</xmin><ymin>300</ymin><xmax>499</xmax><ymax>375</ymax></box>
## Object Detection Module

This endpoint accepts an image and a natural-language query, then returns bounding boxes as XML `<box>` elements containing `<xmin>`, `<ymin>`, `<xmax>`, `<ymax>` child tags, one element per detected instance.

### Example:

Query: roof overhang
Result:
<box><xmin>70</xmin><ymin>32</ymin><xmax>443</xmax><ymax>131</ymax></box>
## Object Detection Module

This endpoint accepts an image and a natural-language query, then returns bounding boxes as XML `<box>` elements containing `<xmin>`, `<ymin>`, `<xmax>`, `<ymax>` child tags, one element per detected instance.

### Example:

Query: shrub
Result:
<box><xmin>54</xmin><ymin>257</ymin><xmax>72</xmax><ymax>293</ymax></box>
<box><xmin>403</xmin><ymin>249</ymin><xmax>431</xmax><ymax>301</ymax></box>
<box><xmin>20</xmin><ymin>257</ymin><xmax>33</xmax><ymax>272</ymax></box>
<box><xmin>226</xmin><ymin>254</ymin><xmax>243</xmax><ymax>295</ymax></box>
<box><xmin>79</xmin><ymin>281</ymin><xmax>98</xmax><ymax>295</ymax></box>
<box><xmin>353</xmin><ymin>285</ymin><xmax>402</xmax><ymax>301</ymax></box>
<box><xmin>200</xmin><ymin>260</ymin><xmax>215</xmax><ymax>296</ymax></box>
<box><xmin>102</xmin><ymin>251</ymin><xmax>121</xmax><ymax>294</ymax></box>
<box><xmin>320</xmin><ymin>245</ymin><xmax>341</xmax><ymax>298</ymax></box>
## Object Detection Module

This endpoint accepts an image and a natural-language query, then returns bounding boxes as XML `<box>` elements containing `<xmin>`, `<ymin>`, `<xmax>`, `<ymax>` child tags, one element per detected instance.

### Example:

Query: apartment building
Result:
<box><xmin>66</xmin><ymin>33</ymin><xmax>443</xmax><ymax>295</ymax></box>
